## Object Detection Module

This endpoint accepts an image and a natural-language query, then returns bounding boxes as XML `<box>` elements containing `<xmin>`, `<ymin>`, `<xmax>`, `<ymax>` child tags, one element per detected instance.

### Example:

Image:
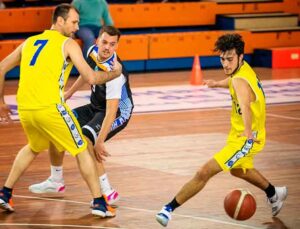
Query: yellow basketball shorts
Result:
<box><xmin>214</xmin><ymin>136</ymin><xmax>265</xmax><ymax>171</ymax></box>
<box><xmin>19</xmin><ymin>104</ymin><xmax>87</xmax><ymax>156</ymax></box>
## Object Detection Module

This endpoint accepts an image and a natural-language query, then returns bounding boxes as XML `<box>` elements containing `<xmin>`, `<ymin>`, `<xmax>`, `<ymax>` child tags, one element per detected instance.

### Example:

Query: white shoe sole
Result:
<box><xmin>156</xmin><ymin>214</ymin><xmax>168</xmax><ymax>227</ymax></box>
<box><xmin>29</xmin><ymin>186</ymin><xmax>65</xmax><ymax>194</ymax></box>
<box><xmin>0</xmin><ymin>199</ymin><xmax>14</xmax><ymax>212</ymax></box>
<box><xmin>91</xmin><ymin>209</ymin><xmax>106</xmax><ymax>218</ymax></box>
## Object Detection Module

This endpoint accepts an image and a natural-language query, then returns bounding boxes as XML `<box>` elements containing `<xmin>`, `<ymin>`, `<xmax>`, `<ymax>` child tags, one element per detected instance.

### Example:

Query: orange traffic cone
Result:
<box><xmin>190</xmin><ymin>54</ymin><xmax>203</xmax><ymax>85</ymax></box>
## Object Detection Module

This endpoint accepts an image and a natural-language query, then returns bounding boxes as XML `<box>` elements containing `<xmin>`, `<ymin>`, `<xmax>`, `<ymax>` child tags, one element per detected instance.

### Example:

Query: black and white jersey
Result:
<box><xmin>86</xmin><ymin>45</ymin><xmax>134</xmax><ymax>121</ymax></box>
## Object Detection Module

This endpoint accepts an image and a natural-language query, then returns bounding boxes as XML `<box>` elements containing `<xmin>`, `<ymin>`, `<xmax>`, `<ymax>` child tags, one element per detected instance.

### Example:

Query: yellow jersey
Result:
<box><xmin>228</xmin><ymin>61</ymin><xmax>266</xmax><ymax>144</ymax></box>
<box><xmin>17</xmin><ymin>30</ymin><xmax>73</xmax><ymax>110</ymax></box>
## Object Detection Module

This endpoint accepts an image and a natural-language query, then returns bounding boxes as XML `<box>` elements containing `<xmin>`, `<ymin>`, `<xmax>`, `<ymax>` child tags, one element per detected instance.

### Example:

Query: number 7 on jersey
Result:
<box><xmin>30</xmin><ymin>40</ymin><xmax>48</xmax><ymax>66</ymax></box>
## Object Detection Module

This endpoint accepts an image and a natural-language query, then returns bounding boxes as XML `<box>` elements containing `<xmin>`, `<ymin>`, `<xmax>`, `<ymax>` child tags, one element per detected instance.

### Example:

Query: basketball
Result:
<box><xmin>224</xmin><ymin>189</ymin><xmax>256</xmax><ymax>221</ymax></box>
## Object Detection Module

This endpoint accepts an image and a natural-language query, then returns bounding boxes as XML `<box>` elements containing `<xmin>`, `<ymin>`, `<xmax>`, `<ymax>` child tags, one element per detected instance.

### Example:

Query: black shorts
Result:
<box><xmin>72</xmin><ymin>104</ymin><xmax>131</xmax><ymax>145</ymax></box>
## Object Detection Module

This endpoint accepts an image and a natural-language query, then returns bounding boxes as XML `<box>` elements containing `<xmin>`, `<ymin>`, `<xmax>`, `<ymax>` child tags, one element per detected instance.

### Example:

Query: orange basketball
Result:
<box><xmin>224</xmin><ymin>189</ymin><xmax>256</xmax><ymax>221</ymax></box>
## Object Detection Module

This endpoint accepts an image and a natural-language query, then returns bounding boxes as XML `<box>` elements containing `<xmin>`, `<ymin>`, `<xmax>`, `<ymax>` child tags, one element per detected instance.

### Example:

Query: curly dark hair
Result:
<box><xmin>214</xmin><ymin>33</ymin><xmax>245</xmax><ymax>56</ymax></box>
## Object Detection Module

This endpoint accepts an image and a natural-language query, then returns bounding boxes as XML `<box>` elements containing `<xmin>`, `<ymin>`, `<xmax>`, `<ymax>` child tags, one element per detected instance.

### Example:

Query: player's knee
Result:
<box><xmin>230</xmin><ymin>169</ymin><xmax>244</xmax><ymax>178</ymax></box>
<box><xmin>82</xmin><ymin>127</ymin><xmax>96</xmax><ymax>145</ymax></box>
<box><xmin>195</xmin><ymin>167</ymin><xmax>211</xmax><ymax>182</ymax></box>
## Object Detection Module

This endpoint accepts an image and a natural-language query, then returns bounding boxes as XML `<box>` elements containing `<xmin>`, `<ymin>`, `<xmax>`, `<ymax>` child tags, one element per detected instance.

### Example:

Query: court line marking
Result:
<box><xmin>11</xmin><ymin>195</ymin><xmax>264</xmax><ymax>229</ymax></box>
<box><xmin>219</xmin><ymin>106</ymin><xmax>300</xmax><ymax>121</ymax></box>
<box><xmin>267</xmin><ymin>113</ymin><xmax>300</xmax><ymax>121</ymax></box>
<box><xmin>0</xmin><ymin>223</ymin><xmax>126</xmax><ymax>229</ymax></box>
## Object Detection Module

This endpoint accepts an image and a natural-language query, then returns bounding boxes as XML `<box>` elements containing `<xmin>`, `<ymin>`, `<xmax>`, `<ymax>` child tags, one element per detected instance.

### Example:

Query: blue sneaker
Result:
<box><xmin>91</xmin><ymin>200</ymin><xmax>116</xmax><ymax>218</ymax></box>
<box><xmin>0</xmin><ymin>190</ymin><xmax>14</xmax><ymax>212</ymax></box>
<box><xmin>156</xmin><ymin>205</ymin><xmax>172</xmax><ymax>227</ymax></box>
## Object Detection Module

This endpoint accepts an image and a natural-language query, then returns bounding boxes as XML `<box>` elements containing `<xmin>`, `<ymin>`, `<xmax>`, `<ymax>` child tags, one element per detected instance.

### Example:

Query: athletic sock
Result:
<box><xmin>99</xmin><ymin>174</ymin><xmax>112</xmax><ymax>194</ymax></box>
<box><xmin>166</xmin><ymin>197</ymin><xmax>181</xmax><ymax>211</ymax></box>
<box><xmin>265</xmin><ymin>183</ymin><xmax>276</xmax><ymax>198</ymax></box>
<box><xmin>2</xmin><ymin>186</ymin><xmax>13</xmax><ymax>200</ymax></box>
<box><xmin>50</xmin><ymin>165</ymin><xmax>63</xmax><ymax>182</ymax></box>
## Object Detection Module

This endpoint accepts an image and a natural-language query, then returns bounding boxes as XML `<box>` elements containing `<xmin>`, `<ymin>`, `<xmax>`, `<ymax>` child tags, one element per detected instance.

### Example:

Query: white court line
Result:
<box><xmin>0</xmin><ymin>223</ymin><xmax>126</xmax><ymax>229</ymax></box>
<box><xmin>267</xmin><ymin>113</ymin><xmax>300</xmax><ymax>121</ymax></box>
<box><xmin>12</xmin><ymin>195</ymin><xmax>264</xmax><ymax>229</ymax></box>
<box><xmin>133</xmin><ymin>106</ymin><xmax>228</xmax><ymax>115</ymax></box>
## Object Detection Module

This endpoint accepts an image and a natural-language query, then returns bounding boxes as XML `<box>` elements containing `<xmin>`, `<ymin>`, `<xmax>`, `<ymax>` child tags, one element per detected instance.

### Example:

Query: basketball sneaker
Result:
<box><xmin>0</xmin><ymin>190</ymin><xmax>14</xmax><ymax>212</ymax></box>
<box><xmin>91</xmin><ymin>199</ymin><xmax>116</xmax><ymax>218</ymax></box>
<box><xmin>104</xmin><ymin>189</ymin><xmax>120</xmax><ymax>205</ymax></box>
<box><xmin>156</xmin><ymin>205</ymin><xmax>172</xmax><ymax>227</ymax></box>
<box><xmin>268</xmin><ymin>186</ymin><xmax>287</xmax><ymax>216</ymax></box>
<box><xmin>28</xmin><ymin>178</ymin><xmax>65</xmax><ymax>194</ymax></box>
<box><xmin>89</xmin><ymin>189</ymin><xmax>119</xmax><ymax>208</ymax></box>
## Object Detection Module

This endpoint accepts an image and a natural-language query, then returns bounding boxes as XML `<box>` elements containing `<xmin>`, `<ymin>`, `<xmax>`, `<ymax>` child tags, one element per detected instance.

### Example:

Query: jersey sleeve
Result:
<box><xmin>105</xmin><ymin>74</ymin><xmax>125</xmax><ymax>99</ymax></box>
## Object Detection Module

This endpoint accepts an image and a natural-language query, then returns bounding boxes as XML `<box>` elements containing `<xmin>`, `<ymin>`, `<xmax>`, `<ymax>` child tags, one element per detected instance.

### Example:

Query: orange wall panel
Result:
<box><xmin>118</xmin><ymin>35</ymin><xmax>149</xmax><ymax>60</ymax></box>
<box><xmin>149</xmin><ymin>31</ymin><xmax>252</xmax><ymax>59</ymax></box>
<box><xmin>251</xmin><ymin>31</ymin><xmax>300</xmax><ymax>49</ymax></box>
<box><xmin>0</xmin><ymin>7</ymin><xmax>53</xmax><ymax>33</ymax></box>
<box><xmin>0</xmin><ymin>35</ymin><xmax>148</xmax><ymax>61</ymax></box>
<box><xmin>0</xmin><ymin>40</ymin><xmax>24</xmax><ymax>61</ymax></box>
<box><xmin>216</xmin><ymin>1</ymin><xmax>288</xmax><ymax>15</ymax></box>
<box><xmin>110</xmin><ymin>2</ymin><xmax>216</xmax><ymax>28</ymax></box>
<box><xmin>283</xmin><ymin>0</ymin><xmax>299</xmax><ymax>14</ymax></box>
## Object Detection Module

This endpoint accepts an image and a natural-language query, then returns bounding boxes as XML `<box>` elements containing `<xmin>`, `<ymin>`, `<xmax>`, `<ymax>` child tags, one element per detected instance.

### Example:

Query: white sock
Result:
<box><xmin>99</xmin><ymin>174</ymin><xmax>112</xmax><ymax>194</ymax></box>
<box><xmin>50</xmin><ymin>166</ymin><xmax>64</xmax><ymax>182</ymax></box>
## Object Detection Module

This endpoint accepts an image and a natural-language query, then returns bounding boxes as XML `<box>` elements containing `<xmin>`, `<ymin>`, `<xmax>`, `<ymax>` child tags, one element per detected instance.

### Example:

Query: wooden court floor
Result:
<box><xmin>0</xmin><ymin>67</ymin><xmax>299</xmax><ymax>229</ymax></box>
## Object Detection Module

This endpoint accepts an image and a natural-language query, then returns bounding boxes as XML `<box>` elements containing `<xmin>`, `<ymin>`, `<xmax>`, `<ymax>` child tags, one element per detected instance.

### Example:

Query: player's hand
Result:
<box><xmin>0</xmin><ymin>103</ymin><xmax>12</xmax><ymax>123</ymax></box>
<box><xmin>110</xmin><ymin>57</ymin><xmax>122</xmax><ymax>78</ymax></box>
<box><xmin>238</xmin><ymin>132</ymin><xmax>260</xmax><ymax>144</ymax></box>
<box><xmin>204</xmin><ymin>79</ymin><xmax>218</xmax><ymax>88</ymax></box>
<box><xmin>94</xmin><ymin>141</ymin><xmax>111</xmax><ymax>162</ymax></box>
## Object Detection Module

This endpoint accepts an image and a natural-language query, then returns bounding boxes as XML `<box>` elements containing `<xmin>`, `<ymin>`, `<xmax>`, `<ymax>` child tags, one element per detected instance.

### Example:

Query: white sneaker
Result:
<box><xmin>156</xmin><ymin>206</ymin><xmax>172</xmax><ymax>227</ymax></box>
<box><xmin>268</xmin><ymin>186</ymin><xmax>287</xmax><ymax>216</ymax></box>
<box><xmin>29</xmin><ymin>178</ymin><xmax>65</xmax><ymax>194</ymax></box>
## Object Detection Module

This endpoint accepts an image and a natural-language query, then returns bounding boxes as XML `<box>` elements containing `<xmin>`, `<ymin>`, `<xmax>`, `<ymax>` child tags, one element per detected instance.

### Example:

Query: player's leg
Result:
<box><xmin>28</xmin><ymin>143</ymin><xmax>66</xmax><ymax>194</ymax></box>
<box><xmin>176</xmin><ymin>158</ymin><xmax>222</xmax><ymax>204</ymax></box>
<box><xmin>76</xmin><ymin>26</ymin><xmax>97</xmax><ymax>57</ymax></box>
<box><xmin>75</xmin><ymin>148</ymin><xmax>115</xmax><ymax>217</ymax></box>
<box><xmin>156</xmin><ymin>158</ymin><xmax>222</xmax><ymax>227</ymax></box>
<box><xmin>0</xmin><ymin>145</ymin><xmax>39</xmax><ymax>212</ymax></box>
<box><xmin>38</xmin><ymin>104</ymin><xmax>115</xmax><ymax>217</ymax></box>
<box><xmin>28</xmin><ymin>104</ymin><xmax>94</xmax><ymax>194</ymax></box>
<box><xmin>227</xmin><ymin>137</ymin><xmax>287</xmax><ymax>216</ymax></box>
<box><xmin>230</xmin><ymin>168</ymin><xmax>269</xmax><ymax>189</ymax></box>
<box><xmin>230</xmin><ymin>168</ymin><xmax>287</xmax><ymax>216</ymax></box>
<box><xmin>82</xmin><ymin>112</ymin><xmax>131</xmax><ymax>205</ymax></box>
<box><xmin>1</xmin><ymin>110</ymin><xmax>48</xmax><ymax>212</ymax></box>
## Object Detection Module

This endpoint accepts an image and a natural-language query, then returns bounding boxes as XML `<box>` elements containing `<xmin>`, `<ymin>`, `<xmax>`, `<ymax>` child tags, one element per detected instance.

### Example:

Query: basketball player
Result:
<box><xmin>156</xmin><ymin>33</ymin><xmax>287</xmax><ymax>227</ymax></box>
<box><xmin>0</xmin><ymin>4</ymin><xmax>122</xmax><ymax>217</ymax></box>
<box><xmin>29</xmin><ymin>26</ymin><xmax>134</xmax><ymax>205</ymax></box>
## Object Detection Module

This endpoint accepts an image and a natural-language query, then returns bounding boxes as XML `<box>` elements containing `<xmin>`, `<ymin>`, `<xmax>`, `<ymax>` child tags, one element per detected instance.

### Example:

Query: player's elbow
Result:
<box><xmin>86</xmin><ymin>77</ymin><xmax>96</xmax><ymax>85</ymax></box>
<box><xmin>83</xmin><ymin>71</ymin><xmax>97</xmax><ymax>85</ymax></box>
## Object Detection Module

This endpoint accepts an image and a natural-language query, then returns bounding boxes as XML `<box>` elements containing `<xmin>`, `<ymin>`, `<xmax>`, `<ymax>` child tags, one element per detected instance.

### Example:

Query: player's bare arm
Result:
<box><xmin>94</xmin><ymin>99</ymin><xmax>119</xmax><ymax>162</ymax></box>
<box><xmin>64</xmin><ymin>75</ymin><xmax>86</xmax><ymax>101</ymax></box>
<box><xmin>232</xmin><ymin>77</ymin><xmax>257</xmax><ymax>141</ymax></box>
<box><xmin>204</xmin><ymin>77</ymin><xmax>229</xmax><ymax>88</ymax></box>
<box><xmin>64</xmin><ymin>39</ymin><xmax>122</xmax><ymax>85</ymax></box>
<box><xmin>0</xmin><ymin>43</ymin><xmax>23</xmax><ymax>122</ymax></box>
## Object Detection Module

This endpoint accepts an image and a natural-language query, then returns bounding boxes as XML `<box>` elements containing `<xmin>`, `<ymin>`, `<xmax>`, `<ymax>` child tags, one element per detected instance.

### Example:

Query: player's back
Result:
<box><xmin>17</xmin><ymin>30</ymin><xmax>73</xmax><ymax>110</ymax></box>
